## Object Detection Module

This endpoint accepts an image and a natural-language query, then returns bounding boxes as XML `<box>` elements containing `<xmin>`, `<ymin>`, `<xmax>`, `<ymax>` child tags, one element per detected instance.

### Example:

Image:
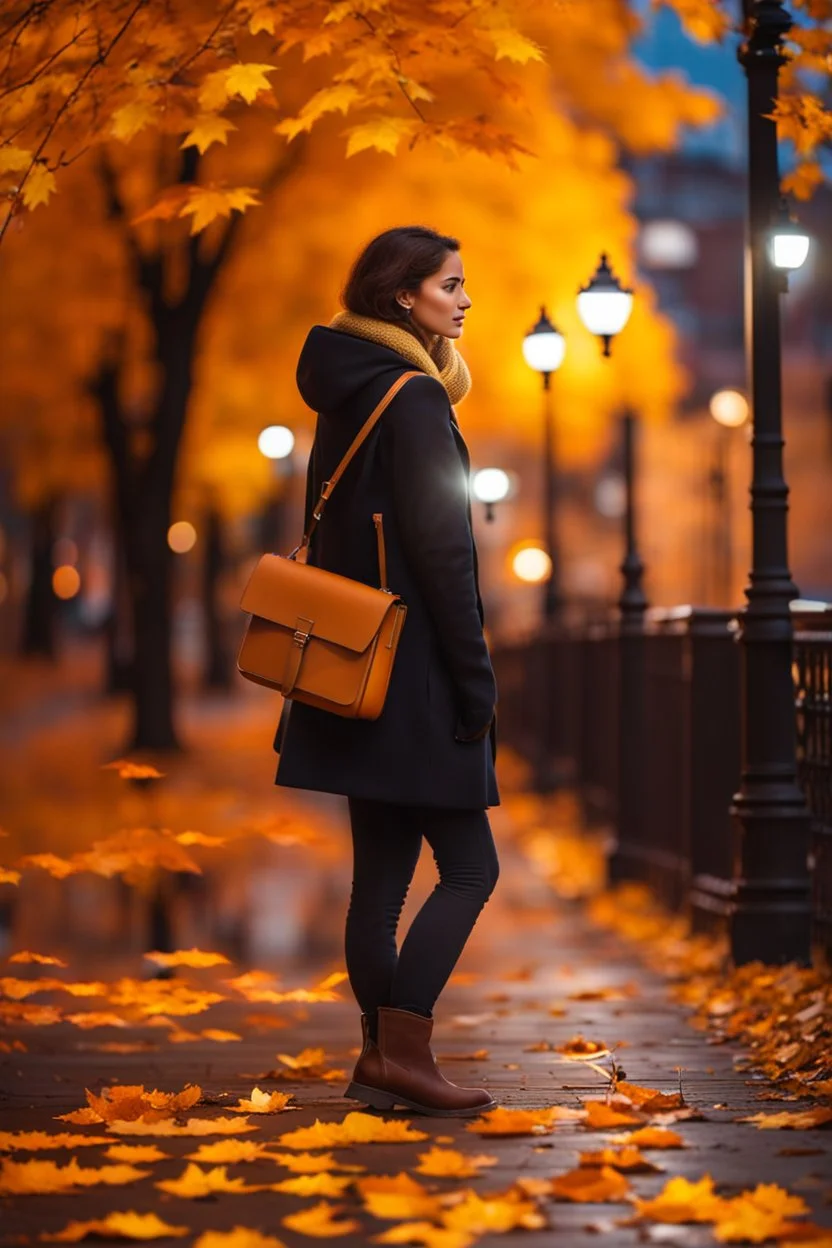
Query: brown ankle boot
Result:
<box><xmin>345</xmin><ymin>1006</ymin><xmax>496</xmax><ymax>1117</ymax></box>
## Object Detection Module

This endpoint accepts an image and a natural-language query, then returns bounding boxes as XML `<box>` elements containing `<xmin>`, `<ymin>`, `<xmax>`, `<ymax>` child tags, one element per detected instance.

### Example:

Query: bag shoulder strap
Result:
<box><xmin>295</xmin><ymin>369</ymin><xmax>422</xmax><ymax>556</ymax></box>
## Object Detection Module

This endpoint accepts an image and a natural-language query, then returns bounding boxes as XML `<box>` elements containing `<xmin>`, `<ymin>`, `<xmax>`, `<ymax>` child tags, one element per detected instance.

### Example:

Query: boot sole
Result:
<box><xmin>344</xmin><ymin>1080</ymin><xmax>496</xmax><ymax>1118</ymax></box>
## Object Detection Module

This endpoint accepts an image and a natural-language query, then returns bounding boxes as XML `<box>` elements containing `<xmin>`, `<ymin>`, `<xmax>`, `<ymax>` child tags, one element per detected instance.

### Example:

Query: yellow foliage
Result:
<box><xmin>280</xmin><ymin>1201</ymin><xmax>361</xmax><ymax>1237</ymax></box>
<box><xmin>156</xmin><ymin>1162</ymin><xmax>265</xmax><ymax>1197</ymax></box>
<box><xmin>0</xmin><ymin>1156</ymin><xmax>148</xmax><ymax>1195</ymax></box>
<box><xmin>272</xmin><ymin>1172</ymin><xmax>354</xmax><ymax>1198</ymax></box>
<box><xmin>41</xmin><ymin>1211</ymin><xmax>189</xmax><ymax>1241</ymax></box>
<box><xmin>0</xmin><ymin>1131</ymin><xmax>110</xmax><ymax>1151</ymax></box>
<box><xmin>192</xmin><ymin>1232</ymin><xmax>288</xmax><ymax>1248</ymax></box>
<box><xmin>106</xmin><ymin>1115</ymin><xmax>258</xmax><ymax>1137</ymax></box>
<box><xmin>550</xmin><ymin>1164</ymin><xmax>632</xmax><ymax>1202</ymax></box>
<box><xmin>143</xmin><ymin>949</ymin><xmax>230</xmax><ymax>968</ymax></box>
<box><xmin>231</xmin><ymin>1088</ymin><xmax>294</xmax><ymax>1114</ymax></box>
<box><xmin>414</xmin><ymin>1147</ymin><xmax>498</xmax><ymax>1177</ymax></box>
<box><xmin>465</xmin><ymin>1105</ymin><xmax>584</xmax><ymax>1136</ymax></box>
<box><xmin>277</xmin><ymin>1111</ymin><xmax>429</xmax><ymax>1149</ymax></box>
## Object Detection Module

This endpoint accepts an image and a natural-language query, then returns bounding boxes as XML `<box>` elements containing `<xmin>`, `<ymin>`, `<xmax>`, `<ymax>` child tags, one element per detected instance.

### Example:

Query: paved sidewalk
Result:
<box><xmin>3</xmin><ymin>785</ymin><xmax>831</xmax><ymax>1247</ymax></box>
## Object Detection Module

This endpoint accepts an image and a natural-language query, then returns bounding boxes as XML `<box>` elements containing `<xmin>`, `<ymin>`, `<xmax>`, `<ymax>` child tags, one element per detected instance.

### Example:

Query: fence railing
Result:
<box><xmin>491</xmin><ymin>606</ymin><xmax>832</xmax><ymax>961</ymax></box>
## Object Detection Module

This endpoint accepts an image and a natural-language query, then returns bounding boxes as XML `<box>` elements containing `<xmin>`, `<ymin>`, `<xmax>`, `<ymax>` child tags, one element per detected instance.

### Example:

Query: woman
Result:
<box><xmin>273</xmin><ymin>225</ymin><xmax>500</xmax><ymax>1117</ymax></box>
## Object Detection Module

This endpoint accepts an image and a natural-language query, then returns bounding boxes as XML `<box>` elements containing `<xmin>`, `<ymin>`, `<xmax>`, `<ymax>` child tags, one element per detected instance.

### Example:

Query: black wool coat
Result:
<box><xmin>272</xmin><ymin>325</ymin><xmax>500</xmax><ymax>810</ymax></box>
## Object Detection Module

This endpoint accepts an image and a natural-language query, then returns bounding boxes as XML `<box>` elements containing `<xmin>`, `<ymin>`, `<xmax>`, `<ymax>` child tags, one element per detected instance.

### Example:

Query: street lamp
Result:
<box><xmin>471</xmin><ymin>467</ymin><xmax>511</xmax><ymax>523</ymax></box>
<box><xmin>728</xmin><ymin>0</ymin><xmax>812</xmax><ymax>965</ymax></box>
<box><xmin>522</xmin><ymin>307</ymin><xmax>565</xmax><ymax>625</ymax></box>
<box><xmin>576</xmin><ymin>254</ymin><xmax>634</xmax><ymax>357</ymax></box>
<box><xmin>708</xmin><ymin>389</ymin><xmax>749</xmax><ymax>607</ymax></box>
<box><xmin>257</xmin><ymin>424</ymin><xmax>295</xmax><ymax>554</ymax></box>
<box><xmin>769</xmin><ymin>196</ymin><xmax>811</xmax><ymax>276</ymax></box>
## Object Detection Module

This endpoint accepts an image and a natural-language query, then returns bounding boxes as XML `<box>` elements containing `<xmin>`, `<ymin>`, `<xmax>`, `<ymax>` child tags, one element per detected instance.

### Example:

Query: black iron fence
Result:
<box><xmin>492</xmin><ymin>606</ymin><xmax>832</xmax><ymax>962</ymax></box>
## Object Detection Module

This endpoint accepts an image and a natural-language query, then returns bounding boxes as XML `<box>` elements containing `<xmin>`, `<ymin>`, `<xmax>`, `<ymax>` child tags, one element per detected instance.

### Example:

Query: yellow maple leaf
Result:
<box><xmin>372</xmin><ymin>1225</ymin><xmax>475</xmax><ymax>1248</ymax></box>
<box><xmin>232</xmin><ymin>1088</ymin><xmax>293</xmax><ymax>1114</ymax></box>
<box><xmin>550</xmin><ymin>1164</ymin><xmax>632</xmax><ymax>1202</ymax></box>
<box><xmin>41</xmin><ymin>1211</ymin><xmax>189</xmax><ymax>1241</ymax></box>
<box><xmin>658</xmin><ymin>0</ymin><xmax>732</xmax><ymax>43</ymax></box>
<box><xmin>107</xmin><ymin>1115</ymin><xmax>257</xmax><ymax>1137</ymax></box>
<box><xmin>9</xmin><ymin>951</ymin><xmax>67</xmax><ymax>966</ymax></box>
<box><xmin>175</xmin><ymin>831</ymin><xmax>228</xmax><ymax>847</ymax></box>
<box><xmin>110</xmin><ymin>100</ymin><xmax>155</xmax><ymax>142</ymax></box>
<box><xmin>193</xmin><ymin>1230</ymin><xmax>288</xmax><ymax>1248</ymax></box>
<box><xmin>21</xmin><ymin>163</ymin><xmax>57</xmax><ymax>210</ymax></box>
<box><xmin>16</xmin><ymin>853</ymin><xmax>77</xmax><ymax>878</ymax></box>
<box><xmin>179</xmin><ymin>187</ymin><xmax>261</xmax><ymax>234</ymax></box>
<box><xmin>440</xmin><ymin>1187</ymin><xmax>546</xmax><ymax>1233</ymax></box>
<box><xmin>582</xmin><ymin>1100</ymin><xmax>643</xmax><ymax>1129</ymax></box>
<box><xmin>0</xmin><ymin>1157</ymin><xmax>148</xmax><ymax>1195</ymax></box>
<box><xmin>634</xmin><ymin>1175</ymin><xmax>727</xmax><ymax>1223</ymax></box>
<box><xmin>357</xmin><ymin>1172</ymin><xmax>442</xmax><ymax>1221</ymax></box>
<box><xmin>224</xmin><ymin>63</ymin><xmax>278</xmax><ymax>104</ymax></box>
<box><xmin>578</xmin><ymin>1145</ymin><xmax>660</xmax><ymax>1172</ymax></box>
<box><xmin>738</xmin><ymin>1109</ymin><xmax>832</xmax><ymax>1129</ymax></box>
<box><xmin>0</xmin><ymin>1131</ymin><xmax>110</xmax><ymax>1151</ymax></box>
<box><xmin>157</xmin><ymin>1162</ymin><xmax>265</xmax><ymax>1197</ymax></box>
<box><xmin>185</xmin><ymin>1140</ymin><xmax>267</xmax><ymax>1164</ymax></box>
<box><xmin>273</xmin><ymin>1172</ymin><xmax>354</xmax><ymax>1198</ymax></box>
<box><xmin>277</xmin><ymin>1112</ymin><xmax>428</xmax><ymax>1150</ymax></box>
<box><xmin>615</xmin><ymin>1127</ymin><xmax>685</xmax><ymax>1149</ymax></box>
<box><xmin>144</xmin><ymin>949</ymin><xmax>230</xmax><ymax>968</ymax></box>
<box><xmin>102</xmin><ymin>761</ymin><xmax>164</xmax><ymax>780</ymax></box>
<box><xmin>276</xmin><ymin>84</ymin><xmax>362</xmax><ymax>141</ymax></box>
<box><xmin>344</xmin><ymin>117</ymin><xmax>420</xmax><ymax>158</ymax></box>
<box><xmin>281</xmin><ymin>1201</ymin><xmax>360</xmax><ymax>1237</ymax></box>
<box><xmin>248</xmin><ymin>8</ymin><xmax>276</xmax><ymax>34</ymax></box>
<box><xmin>105</xmin><ymin>1145</ymin><xmax>168</xmax><ymax>1164</ymax></box>
<box><xmin>414</xmin><ymin>1147</ymin><xmax>498</xmax><ymax>1177</ymax></box>
<box><xmin>0</xmin><ymin>868</ymin><xmax>21</xmax><ymax>885</ymax></box>
<box><xmin>181</xmin><ymin>115</ymin><xmax>237</xmax><ymax>155</ymax></box>
<box><xmin>201</xmin><ymin>1029</ymin><xmax>243</xmax><ymax>1043</ymax></box>
<box><xmin>487</xmin><ymin>27</ymin><xmax>545</xmax><ymax>63</ymax></box>
<box><xmin>466</xmin><ymin>1105</ymin><xmax>583</xmax><ymax>1136</ymax></box>
<box><xmin>267</xmin><ymin>1151</ymin><xmax>365</xmax><ymax>1174</ymax></box>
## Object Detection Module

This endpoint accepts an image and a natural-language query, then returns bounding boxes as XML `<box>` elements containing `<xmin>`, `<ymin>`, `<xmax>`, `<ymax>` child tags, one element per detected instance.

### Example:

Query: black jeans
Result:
<box><xmin>345</xmin><ymin>796</ymin><xmax>500</xmax><ymax>1034</ymax></box>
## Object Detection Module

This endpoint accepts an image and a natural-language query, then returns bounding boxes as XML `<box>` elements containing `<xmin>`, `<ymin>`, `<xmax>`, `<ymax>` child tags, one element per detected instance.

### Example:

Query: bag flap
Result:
<box><xmin>240</xmin><ymin>553</ymin><xmax>398</xmax><ymax>652</ymax></box>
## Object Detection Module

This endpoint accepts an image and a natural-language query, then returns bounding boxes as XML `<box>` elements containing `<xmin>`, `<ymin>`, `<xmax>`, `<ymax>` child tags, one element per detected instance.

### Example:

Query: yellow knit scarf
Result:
<box><xmin>329</xmin><ymin>310</ymin><xmax>471</xmax><ymax>407</ymax></box>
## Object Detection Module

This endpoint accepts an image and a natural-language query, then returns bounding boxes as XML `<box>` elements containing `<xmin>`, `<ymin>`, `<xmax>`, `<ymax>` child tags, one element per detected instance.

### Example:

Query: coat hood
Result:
<box><xmin>296</xmin><ymin>325</ymin><xmax>418</xmax><ymax>414</ymax></box>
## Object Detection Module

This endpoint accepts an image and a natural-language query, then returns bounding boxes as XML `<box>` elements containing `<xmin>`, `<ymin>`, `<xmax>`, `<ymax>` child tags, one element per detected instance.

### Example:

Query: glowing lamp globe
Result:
<box><xmin>258</xmin><ymin>425</ymin><xmax>295</xmax><ymax>459</ymax></box>
<box><xmin>709</xmin><ymin>389</ymin><xmax>749</xmax><ymax>429</ymax></box>
<box><xmin>577</xmin><ymin>254</ymin><xmax>634</xmax><ymax>356</ymax></box>
<box><xmin>522</xmin><ymin>307</ymin><xmax>566</xmax><ymax>375</ymax></box>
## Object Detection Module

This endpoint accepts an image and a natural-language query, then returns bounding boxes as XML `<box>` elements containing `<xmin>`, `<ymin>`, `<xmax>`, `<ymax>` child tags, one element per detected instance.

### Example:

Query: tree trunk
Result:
<box><xmin>104</xmin><ymin>507</ymin><xmax>133</xmax><ymax>694</ymax></box>
<box><xmin>202</xmin><ymin>505</ymin><xmax>233</xmax><ymax>691</ymax></box>
<box><xmin>20</xmin><ymin>496</ymin><xmax>58</xmax><ymax>659</ymax></box>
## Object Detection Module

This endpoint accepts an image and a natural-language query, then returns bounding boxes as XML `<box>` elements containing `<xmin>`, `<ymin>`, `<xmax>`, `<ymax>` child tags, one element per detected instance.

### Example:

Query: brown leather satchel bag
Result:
<box><xmin>237</xmin><ymin>371</ymin><xmax>421</xmax><ymax>719</ymax></box>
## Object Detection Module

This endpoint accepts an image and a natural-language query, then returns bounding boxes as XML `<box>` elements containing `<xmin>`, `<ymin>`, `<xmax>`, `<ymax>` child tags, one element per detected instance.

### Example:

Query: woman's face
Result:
<box><xmin>398</xmin><ymin>251</ymin><xmax>472</xmax><ymax>340</ymax></box>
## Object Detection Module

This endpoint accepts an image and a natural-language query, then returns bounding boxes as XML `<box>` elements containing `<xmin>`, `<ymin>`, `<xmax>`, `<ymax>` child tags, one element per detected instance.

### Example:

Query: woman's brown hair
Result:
<box><xmin>341</xmin><ymin>225</ymin><xmax>460</xmax><ymax>349</ymax></box>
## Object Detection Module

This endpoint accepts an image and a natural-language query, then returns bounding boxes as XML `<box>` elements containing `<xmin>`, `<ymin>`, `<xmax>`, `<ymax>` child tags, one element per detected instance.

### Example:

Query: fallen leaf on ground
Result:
<box><xmin>272</xmin><ymin>1172</ymin><xmax>355</xmax><ymax>1198</ymax></box>
<box><xmin>83</xmin><ymin>1083</ymin><xmax>202</xmax><ymax>1124</ymax></box>
<box><xmin>232</xmin><ymin>1088</ymin><xmax>293</xmax><ymax>1114</ymax></box>
<box><xmin>435</xmin><ymin>1050</ymin><xmax>489</xmax><ymax>1061</ymax></box>
<box><xmin>465</xmin><ymin>1106</ymin><xmax>584</xmax><ymax>1136</ymax></box>
<box><xmin>633</xmin><ymin>1175</ymin><xmax>728</xmax><ymax>1223</ymax></box>
<box><xmin>712</xmin><ymin>1184</ymin><xmax>809</xmax><ymax>1243</ymax></box>
<box><xmin>107</xmin><ymin>1115</ymin><xmax>257</xmax><ymax>1137</ymax></box>
<box><xmin>414</xmin><ymin>1147</ymin><xmax>498</xmax><ymax>1177</ymax></box>
<box><xmin>0</xmin><ymin>1131</ymin><xmax>111</xmax><ymax>1152</ymax></box>
<box><xmin>0</xmin><ymin>1157</ymin><xmax>148</xmax><ymax>1194</ymax></box>
<box><xmin>616</xmin><ymin>1082</ymin><xmax>685</xmax><ymax>1111</ymax></box>
<box><xmin>277</xmin><ymin>1112</ymin><xmax>428</xmax><ymax>1149</ymax></box>
<box><xmin>557</xmin><ymin>1035</ymin><xmax>611</xmax><ymax>1058</ymax></box>
<box><xmin>144</xmin><ymin>949</ymin><xmax>230</xmax><ymax>968</ymax></box>
<box><xmin>737</xmin><ymin>1109</ymin><xmax>832</xmax><ymax>1130</ymax></box>
<box><xmin>550</xmin><ymin>1165</ymin><xmax>632</xmax><ymax>1202</ymax></box>
<box><xmin>156</xmin><ymin>1163</ymin><xmax>266</xmax><ymax>1197</ymax></box>
<box><xmin>193</xmin><ymin>1233</ymin><xmax>287</xmax><ymax>1248</ymax></box>
<box><xmin>9</xmin><ymin>952</ymin><xmax>68</xmax><ymax>966</ymax></box>
<box><xmin>281</xmin><ymin>1201</ymin><xmax>360</xmax><ymax>1237</ymax></box>
<box><xmin>102</xmin><ymin>761</ymin><xmax>165</xmax><ymax>779</ymax></box>
<box><xmin>614</xmin><ymin>1127</ymin><xmax>685</xmax><ymax>1149</ymax></box>
<box><xmin>267</xmin><ymin>1151</ymin><xmax>365</xmax><ymax>1174</ymax></box>
<box><xmin>40</xmin><ymin>1211</ymin><xmax>188</xmax><ymax>1241</ymax></box>
<box><xmin>372</xmin><ymin>1222</ymin><xmax>475</xmax><ymax>1248</ymax></box>
<box><xmin>440</xmin><ymin>1186</ymin><xmax>547</xmax><ymax>1233</ymax></box>
<box><xmin>578</xmin><ymin>1146</ymin><xmax>661</xmax><ymax>1172</ymax></box>
<box><xmin>97</xmin><ymin>1144</ymin><xmax>167</xmax><ymax>1169</ymax></box>
<box><xmin>357</xmin><ymin>1171</ymin><xmax>443</xmax><ymax>1220</ymax></box>
<box><xmin>185</xmin><ymin>1140</ymin><xmax>270</xmax><ymax>1164</ymax></box>
<box><xmin>582</xmin><ymin>1101</ymin><xmax>643</xmax><ymax>1129</ymax></box>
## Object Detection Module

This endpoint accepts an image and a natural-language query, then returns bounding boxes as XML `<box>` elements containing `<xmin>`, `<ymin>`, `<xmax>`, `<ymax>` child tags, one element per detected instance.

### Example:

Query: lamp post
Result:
<box><xmin>522</xmin><ymin>308</ymin><xmax>566</xmax><ymax>625</ymax></box>
<box><xmin>731</xmin><ymin>0</ymin><xmax>813</xmax><ymax>965</ymax></box>
<box><xmin>708</xmin><ymin>388</ymin><xmax>749</xmax><ymax>606</ymax></box>
<box><xmin>258</xmin><ymin>424</ymin><xmax>295</xmax><ymax>553</ymax></box>
<box><xmin>578</xmin><ymin>256</ymin><xmax>641</xmax><ymax>883</ymax></box>
<box><xmin>471</xmin><ymin>467</ymin><xmax>511</xmax><ymax>524</ymax></box>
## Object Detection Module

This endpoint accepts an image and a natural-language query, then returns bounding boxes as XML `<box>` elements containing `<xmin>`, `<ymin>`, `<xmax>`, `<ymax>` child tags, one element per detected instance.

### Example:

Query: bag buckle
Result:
<box><xmin>293</xmin><ymin>616</ymin><xmax>314</xmax><ymax>648</ymax></box>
